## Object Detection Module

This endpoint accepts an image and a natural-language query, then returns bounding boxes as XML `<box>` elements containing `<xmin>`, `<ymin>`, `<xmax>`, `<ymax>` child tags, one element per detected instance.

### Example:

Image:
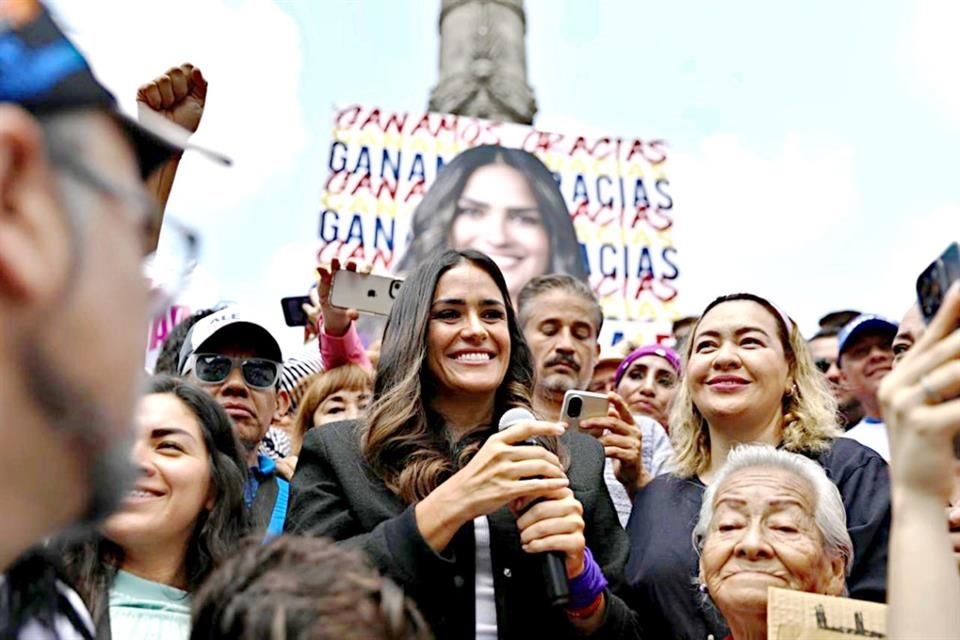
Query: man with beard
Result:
<box><xmin>838</xmin><ymin>314</ymin><xmax>898</xmax><ymax>461</ymax></box>
<box><xmin>517</xmin><ymin>275</ymin><xmax>673</xmax><ymax>526</ymax></box>
<box><xmin>0</xmin><ymin>3</ymin><xmax>217</xmax><ymax>636</ymax></box>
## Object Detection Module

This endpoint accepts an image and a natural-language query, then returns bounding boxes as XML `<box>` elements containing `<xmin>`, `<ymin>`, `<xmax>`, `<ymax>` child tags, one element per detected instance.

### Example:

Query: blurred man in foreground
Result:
<box><xmin>0</xmin><ymin>3</ymin><xmax>212</xmax><ymax>635</ymax></box>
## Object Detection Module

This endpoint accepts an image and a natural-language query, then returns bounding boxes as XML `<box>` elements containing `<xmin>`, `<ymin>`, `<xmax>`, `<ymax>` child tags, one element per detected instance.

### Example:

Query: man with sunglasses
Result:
<box><xmin>837</xmin><ymin>314</ymin><xmax>898</xmax><ymax>461</ymax></box>
<box><xmin>808</xmin><ymin>326</ymin><xmax>864</xmax><ymax>429</ymax></box>
<box><xmin>0</xmin><ymin>2</ymin><xmax>214</xmax><ymax>637</ymax></box>
<box><xmin>178</xmin><ymin>306</ymin><xmax>291</xmax><ymax>537</ymax></box>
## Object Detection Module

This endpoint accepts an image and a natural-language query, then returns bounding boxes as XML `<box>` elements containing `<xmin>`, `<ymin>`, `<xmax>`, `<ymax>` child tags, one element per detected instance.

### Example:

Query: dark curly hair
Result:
<box><xmin>56</xmin><ymin>376</ymin><xmax>248</xmax><ymax>637</ymax></box>
<box><xmin>190</xmin><ymin>535</ymin><xmax>432</xmax><ymax>640</ymax></box>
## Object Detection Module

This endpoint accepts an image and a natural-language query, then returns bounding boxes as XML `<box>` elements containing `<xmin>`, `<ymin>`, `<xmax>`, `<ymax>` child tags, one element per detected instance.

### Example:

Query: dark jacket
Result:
<box><xmin>287</xmin><ymin>420</ymin><xmax>642</xmax><ymax>640</ymax></box>
<box><xmin>624</xmin><ymin>437</ymin><xmax>891</xmax><ymax>640</ymax></box>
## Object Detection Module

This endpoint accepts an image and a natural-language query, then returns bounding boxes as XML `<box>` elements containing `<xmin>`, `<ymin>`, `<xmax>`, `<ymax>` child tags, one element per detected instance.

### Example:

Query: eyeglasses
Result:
<box><xmin>189</xmin><ymin>354</ymin><xmax>280</xmax><ymax>389</ymax></box>
<box><xmin>813</xmin><ymin>358</ymin><xmax>833</xmax><ymax>374</ymax></box>
<box><xmin>47</xmin><ymin>146</ymin><xmax>199</xmax><ymax>313</ymax></box>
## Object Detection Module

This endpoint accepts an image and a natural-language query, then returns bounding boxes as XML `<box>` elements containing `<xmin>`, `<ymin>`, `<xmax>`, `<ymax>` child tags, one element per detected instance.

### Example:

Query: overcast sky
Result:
<box><xmin>49</xmin><ymin>0</ymin><xmax>960</xmax><ymax>354</ymax></box>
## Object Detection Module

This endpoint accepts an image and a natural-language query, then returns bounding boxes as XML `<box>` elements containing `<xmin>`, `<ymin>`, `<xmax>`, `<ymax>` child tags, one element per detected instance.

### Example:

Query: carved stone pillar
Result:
<box><xmin>428</xmin><ymin>0</ymin><xmax>538</xmax><ymax>124</ymax></box>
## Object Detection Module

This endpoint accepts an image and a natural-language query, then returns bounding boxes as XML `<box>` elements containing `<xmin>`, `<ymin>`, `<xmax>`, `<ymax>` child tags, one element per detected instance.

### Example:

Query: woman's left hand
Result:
<box><xmin>514</xmin><ymin>487</ymin><xmax>586</xmax><ymax>578</ymax></box>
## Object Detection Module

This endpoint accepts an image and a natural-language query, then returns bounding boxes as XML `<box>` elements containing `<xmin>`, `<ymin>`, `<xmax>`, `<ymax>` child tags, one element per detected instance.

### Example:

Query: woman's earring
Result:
<box><xmin>698</xmin><ymin>583</ymin><xmax>708</xmax><ymax>594</ymax></box>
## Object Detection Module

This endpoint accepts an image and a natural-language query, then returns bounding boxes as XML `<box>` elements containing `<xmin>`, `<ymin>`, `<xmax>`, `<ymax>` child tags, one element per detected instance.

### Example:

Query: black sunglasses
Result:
<box><xmin>191</xmin><ymin>354</ymin><xmax>280</xmax><ymax>389</ymax></box>
<box><xmin>813</xmin><ymin>358</ymin><xmax>833</xmax><ymax>374</ymax></box>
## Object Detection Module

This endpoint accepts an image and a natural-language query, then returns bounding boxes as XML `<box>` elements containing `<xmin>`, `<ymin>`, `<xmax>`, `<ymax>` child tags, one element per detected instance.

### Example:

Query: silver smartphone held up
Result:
<box><xmin>330</xmin><ymin>271</ymin><xmax>404</xmax><ymax>317</ymax></box>
<box><xmin>560</xmin><ymin>390</ymin><xmax>610</xmax><ymax>431</ymax></box>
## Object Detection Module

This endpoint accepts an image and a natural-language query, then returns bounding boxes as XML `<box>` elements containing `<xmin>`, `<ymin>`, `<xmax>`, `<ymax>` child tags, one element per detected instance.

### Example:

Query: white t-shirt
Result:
<box><xmin>603</xmin><ymin>416</ymin><xmax>676</xmax><ymax>527</ymax></box>
<box><xmin>474</xmin><ymin>516</ymin><xmax>498</xmax><ymax>638</ymax></box>
<box><xmin>841</xmin><ymin>417</ymin><xmax>889</xmax><ymax>462</ymax></box>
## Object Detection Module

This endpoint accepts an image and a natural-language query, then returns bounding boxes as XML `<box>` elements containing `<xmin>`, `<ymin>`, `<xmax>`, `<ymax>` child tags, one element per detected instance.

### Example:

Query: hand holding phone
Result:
<box><xmin>917</xmin><ymin>242</ymin><xmax>960</xmax><ymax>324</ymax></box>
<box><xmin>280</xmin><ymin>294</ymin><xmax>312</xmax><ymax>327</ymax></box>
<box><xmin>560</xmin><ymin>390</ymin><xmax>610</xmax><ymax>432</ymax></box>
<box><xmin>317</xmin><ymin>258</ymin><xmax>370</xmax><ymax>335</ymax></box>
<box><xmin>330</xmin><ymin>270</ymin><xmax>404</xmax><ymax>317</ymax></box>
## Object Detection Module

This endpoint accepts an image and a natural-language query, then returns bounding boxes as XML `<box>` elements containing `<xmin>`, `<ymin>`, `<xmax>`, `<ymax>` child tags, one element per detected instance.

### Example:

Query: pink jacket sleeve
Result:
<box><xmin>318</xmin><ymin>321</ymin><xmax>372</xmax><ymax>370</ymax></box>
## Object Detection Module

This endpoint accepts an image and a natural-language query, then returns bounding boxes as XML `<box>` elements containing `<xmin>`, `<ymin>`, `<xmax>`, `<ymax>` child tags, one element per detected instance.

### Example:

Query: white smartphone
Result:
<box><xmin>330</xmin><ymin>271</ymin><xmax>404</xmax><ymax>317</ymax></box>
<box><xmin>560</xmin><ymin>390</ymin><xmax>610</xmax><ymax>431</ymax></box>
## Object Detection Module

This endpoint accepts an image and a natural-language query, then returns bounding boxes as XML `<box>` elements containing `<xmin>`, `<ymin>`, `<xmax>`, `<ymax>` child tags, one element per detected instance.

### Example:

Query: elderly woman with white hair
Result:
<box><xmin>694</xmin><ymin>445</ymin><xmax>852</xmax><ymax>640</ymax></box>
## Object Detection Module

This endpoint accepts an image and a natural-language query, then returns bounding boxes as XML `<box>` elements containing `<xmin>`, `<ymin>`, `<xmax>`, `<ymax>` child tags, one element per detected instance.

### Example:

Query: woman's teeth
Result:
<box><xmin>456</xmin><ymin>353</ymin><xmax>492</xmax><ymax>361</ymax></box>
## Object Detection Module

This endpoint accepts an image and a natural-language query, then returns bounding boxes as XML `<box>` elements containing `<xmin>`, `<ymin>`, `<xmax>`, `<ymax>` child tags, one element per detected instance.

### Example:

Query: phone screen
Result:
<box><xmin>917</xmin><ymin>242</ymin><xmax>960</xmax><ymax>323</ymax></box>
<box><xmin>280</xmin><ymin>295</ymin><xmax>311</xmax><ymax>327</ymax></box>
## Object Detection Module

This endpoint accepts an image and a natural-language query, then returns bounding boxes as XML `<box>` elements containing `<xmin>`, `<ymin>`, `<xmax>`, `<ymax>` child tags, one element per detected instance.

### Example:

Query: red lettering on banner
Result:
<box><xmin>384</xmin><ymin>111</ymin><xmax>408</xmax><ymax>134</ymax></box>
<box><xmin>592</xmin><ymin>275</ymin><xmax>620</xmax><ymax>300</ymax></box>
<box><xmin>571</xmin><ymin>201</ymin><xmax>617</xmax><ymax>226</ymax></box>
<box><xmin>628</xmin><ymin>205</ymin><xmax>674</xmax><ymax>231</ymax></box>
<box><xmin>350</xmin><ymin>174</ymin><xmax>372</xmax><ymax>195</ymax></box>
<box><xmin>632</xmin><ymin>277</ymin><xmax>678</xmax><ymax>302</ymax></box>
<box><xmin>359</xmin><ymin>108</ymin><xmax>383</xmax><ymax>130</ymax></box>
<box><xmin>522</xmin><ymin>130</ymin><xmax>565</xmax><ymax>154</ymax></box>
<box><xmin>625</xmin><ymin>139</ymin><xmax>669</xmax><ymax>165</ymax></box>
<box><xmin>404</xmin><ymin>180</ymin><xmax>426</xmax><ymax>203</ymax></box>
<box><xmin>334</xmin><ymin>104</ymin><xmax>362</xmax><ymax>129</ymax></box>
<box><xmin>409</xmin><ymin>113</ymin><xmax>433</xmax><ymax>136</ymax></box>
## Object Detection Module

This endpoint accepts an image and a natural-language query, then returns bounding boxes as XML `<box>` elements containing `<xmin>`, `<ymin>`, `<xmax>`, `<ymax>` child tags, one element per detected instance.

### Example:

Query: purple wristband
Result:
<box><xmin>566</xmin><ymin>547</ymin><xmax>608</xmax><ymax>610</ymax></box>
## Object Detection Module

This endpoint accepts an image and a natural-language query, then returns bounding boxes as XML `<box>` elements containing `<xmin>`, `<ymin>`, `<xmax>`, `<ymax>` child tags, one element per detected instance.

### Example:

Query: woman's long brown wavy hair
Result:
<box><xmin>363</xmin><ymin>249</ymin><xmax>559</xmax><ymax>504</ymax></box>
<box><xmin>670</xmin><ymin>293</ymin><xmax>840</xmax><ymax>477</ymax></box>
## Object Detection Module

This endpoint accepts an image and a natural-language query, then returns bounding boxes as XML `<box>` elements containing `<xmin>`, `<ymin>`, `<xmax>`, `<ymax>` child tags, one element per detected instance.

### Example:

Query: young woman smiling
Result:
<box><xmin>58</xmin><ymin>376</ymin><xmax>248</xmax><ymax>639</ymax></box>
<box><xmin>624</xmin><ymin>293</ymin><xmax>891</xmax><ymax>640</ymax></box>
<box><xmin>288</xmin><ymin>250</ymin><xmax>636</xmax><ymax>640</ymax></box>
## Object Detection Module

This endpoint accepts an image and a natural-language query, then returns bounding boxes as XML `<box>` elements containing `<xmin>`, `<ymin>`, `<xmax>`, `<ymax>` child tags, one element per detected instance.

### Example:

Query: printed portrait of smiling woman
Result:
<box><xmin>396</xmin><ymin>145</ymin><xmax>587</xmax><ymax>306</ymax></box>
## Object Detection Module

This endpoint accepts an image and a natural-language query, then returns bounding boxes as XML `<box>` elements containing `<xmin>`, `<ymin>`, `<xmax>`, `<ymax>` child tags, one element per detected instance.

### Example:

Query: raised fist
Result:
<box><xmin>137</xmin><ymin>63</ymin><xmax>207</xmax><ymax>134</ymax></box>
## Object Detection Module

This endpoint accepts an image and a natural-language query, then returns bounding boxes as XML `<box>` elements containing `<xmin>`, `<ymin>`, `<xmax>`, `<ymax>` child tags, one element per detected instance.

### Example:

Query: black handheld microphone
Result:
<box><xmin>498</xmin><ymin>407</ymin><xmax>570</xmax><ymax>607</ymax></box>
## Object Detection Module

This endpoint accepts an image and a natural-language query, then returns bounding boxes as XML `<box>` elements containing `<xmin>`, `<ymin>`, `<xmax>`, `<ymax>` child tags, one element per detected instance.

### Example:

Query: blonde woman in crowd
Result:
<box><xmin>625</xmin><ymin>293</ymin><xmax>890</xmax><ymax>640</ymax></box>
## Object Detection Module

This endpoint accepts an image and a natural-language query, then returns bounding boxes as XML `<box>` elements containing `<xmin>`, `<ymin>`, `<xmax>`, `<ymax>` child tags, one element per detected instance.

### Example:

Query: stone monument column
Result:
<box><xmin>428</xmin><ymin>0</ymin><xmax>538</xmax><ymax>125</ymax></box>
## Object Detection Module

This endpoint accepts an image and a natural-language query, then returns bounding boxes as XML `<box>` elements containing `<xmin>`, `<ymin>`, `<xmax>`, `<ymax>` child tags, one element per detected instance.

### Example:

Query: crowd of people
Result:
<box><xmin>2</xmin><ymin>4</ymin><xmax>960</xmax><ymax>640</ymax></box>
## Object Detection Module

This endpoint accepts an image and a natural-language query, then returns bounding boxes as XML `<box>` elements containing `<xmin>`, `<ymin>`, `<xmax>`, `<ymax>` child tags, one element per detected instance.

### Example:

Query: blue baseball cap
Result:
<box><xmin>837</xmin><ymin>314</ymin><xmax>897</xmax><ymax>364</ymax></box>
<box><xmin>1</xmin><ymin>1</ymin><xmax>228</xmax><ymax>176</ymax></box>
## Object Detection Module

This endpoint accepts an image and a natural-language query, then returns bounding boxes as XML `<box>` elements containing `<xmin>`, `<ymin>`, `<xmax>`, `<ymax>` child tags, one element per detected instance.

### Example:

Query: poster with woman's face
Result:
<box><xmin>319</xmin><ymin>104</ymin><xmax>678</xmax><ymax>347</ymax></box>
<box><xmin>446</xmin><ymin>162</ymin><xmax>550</xmax><ymax>301</ymax></box>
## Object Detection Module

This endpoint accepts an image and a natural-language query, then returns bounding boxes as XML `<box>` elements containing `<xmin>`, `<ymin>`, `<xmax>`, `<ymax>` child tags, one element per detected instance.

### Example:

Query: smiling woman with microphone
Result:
<box><xmin>287</xmin><ymin>250</ymin><xmax>636</xmax><ymax>639</ymax></box>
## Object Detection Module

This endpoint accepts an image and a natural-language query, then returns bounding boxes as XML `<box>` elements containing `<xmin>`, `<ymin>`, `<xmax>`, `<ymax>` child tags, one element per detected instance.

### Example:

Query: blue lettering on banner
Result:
<box><xmin>408</xmin><ymin>154</ymin><xmax>425</xmax><ymax>182</ymax></box>
<box><xmin>655</xmin><ymin>178</ymin><xmax>673</xmax><ymax>209</ymax></box>
<box><xmin>319</xmin><ymin>209</ymin><xmax>339</xmax><ymax>242</ymax></box>
<box><xmin>662</xmin><ymin>246</ymin><xmax>679</xmax><ymax>279</ymax></box>
<box><xmin>328</xmin><ymin>141</ymin><xmax>348</xmax><ymax>172</ymax></box>
<box><xmin>374</xmin><ymin>217</ymin><xmax>396</xmax><ymax>251</ymax></box>
<box><xmin>355</xmin><ymin>147</ymin><xmax>371</xmax><ymax>175</ymax></box>
<box><xmin>633</xmin><ymin>179</ymin><xmax>650</xmax><ymax>209</ymax></box>
<box><xmin>599</xmin><ymin>244</ymin><xmax>617</xmax><ymax>277</ymax></box>
<box><xmin>572</xmin><ymin>174</ymin><xmax>589</xmax><ymax>202</ymax></box>
<box><xmin>596</xmin><ymin>175</ymin><xmax>614</xmax><ymax>207</ymax></box>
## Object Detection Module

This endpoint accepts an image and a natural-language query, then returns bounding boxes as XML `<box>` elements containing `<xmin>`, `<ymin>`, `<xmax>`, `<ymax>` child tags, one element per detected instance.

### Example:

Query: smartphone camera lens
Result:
<box><xmin>567</xmin><ymin>396</ymin><xmax>583</xmax><ymax>418</ymax></box>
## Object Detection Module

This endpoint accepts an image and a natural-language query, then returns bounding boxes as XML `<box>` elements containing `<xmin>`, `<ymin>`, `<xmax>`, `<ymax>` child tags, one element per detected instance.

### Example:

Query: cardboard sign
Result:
<box><xmin>767</xmin><ymin>587</ymin><xmax>887</xmax><ymax>640</ymax></box>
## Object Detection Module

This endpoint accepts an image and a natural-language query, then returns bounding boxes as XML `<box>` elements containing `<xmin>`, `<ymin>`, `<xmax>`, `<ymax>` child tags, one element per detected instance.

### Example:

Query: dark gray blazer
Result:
<box><xmin>286</xmin><ymin>419</ymin><xmax>641</xmax><ymax>640</ymax></box>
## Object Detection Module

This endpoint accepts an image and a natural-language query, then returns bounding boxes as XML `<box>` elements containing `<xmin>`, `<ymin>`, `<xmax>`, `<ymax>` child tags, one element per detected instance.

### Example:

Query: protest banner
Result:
<box><xmin>318</xmin><ymin>104</ymin><xmax>680</xmax><ymax>349</ymax></box>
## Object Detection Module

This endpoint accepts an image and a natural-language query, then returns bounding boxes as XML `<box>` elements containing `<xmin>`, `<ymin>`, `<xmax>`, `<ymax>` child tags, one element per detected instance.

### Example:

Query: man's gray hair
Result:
<box><xmin>692</xmin><ymin>444</ymin><xmax>853</xmax><ymax>576</ymax></box>
<box><xmin>516</xmin><ymin>273</ymin><xmax>603</xmax><ymax>336</ymax></box>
